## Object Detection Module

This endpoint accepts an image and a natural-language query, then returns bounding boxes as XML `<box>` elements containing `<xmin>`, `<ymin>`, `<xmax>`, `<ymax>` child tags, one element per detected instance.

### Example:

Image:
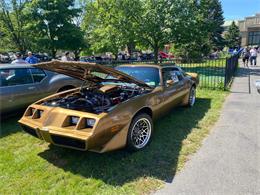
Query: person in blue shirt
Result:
<box><xmin>25</xmin><ymin>51</ymin><xmax>39</xmax><ymax>64</ymax></box>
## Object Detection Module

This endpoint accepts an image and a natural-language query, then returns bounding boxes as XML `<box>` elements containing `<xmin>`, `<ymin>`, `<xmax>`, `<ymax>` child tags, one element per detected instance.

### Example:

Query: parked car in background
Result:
<box><xmin>19</xmin><ymin>61</ymin><xmax>199</xmax><ymax>153</ymax></box>
<box><xmin>0</xmin><ymin>53</ymin><xmax>11</xmax><ymax>63</ymax></box>
<box><xmin>159</xmin><ymin>51</ymin><xmax>174</xmax><ymax>59</ymax></box>
<box><xmin>34</xmin><ymin>53</ymin><xmax>52</xmax><ymax>62</ymax></box>
<box><xmin>256</xmin><ymin>80</ymin><xmax>260</xmax><ymax>93</ymax></box>
<box><xmin>0</xmin><ymin>64</ymin><xmax>82</xmax><ymax>113</ymax></box>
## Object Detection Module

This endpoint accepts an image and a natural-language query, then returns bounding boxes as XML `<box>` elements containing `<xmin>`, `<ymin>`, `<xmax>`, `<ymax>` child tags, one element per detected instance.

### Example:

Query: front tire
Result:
<box><xmin>127</xmin><ymin>113</ymin><xmax>153</xmax><ymax>151</ymax></box>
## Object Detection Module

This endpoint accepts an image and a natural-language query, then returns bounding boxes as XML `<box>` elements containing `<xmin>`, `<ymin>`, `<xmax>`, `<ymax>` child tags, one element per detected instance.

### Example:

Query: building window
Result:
<box><xmin>248</xmin><ymin>31</ymin><xmax>260</xmax><ymax>45</ymax></box>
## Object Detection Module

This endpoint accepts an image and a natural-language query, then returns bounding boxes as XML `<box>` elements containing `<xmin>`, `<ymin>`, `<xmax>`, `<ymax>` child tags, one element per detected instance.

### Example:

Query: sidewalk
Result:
<box><xmin>155</xmin><ymin>58</ymin><xmax>260</xmax><ymax>195</ymax></box>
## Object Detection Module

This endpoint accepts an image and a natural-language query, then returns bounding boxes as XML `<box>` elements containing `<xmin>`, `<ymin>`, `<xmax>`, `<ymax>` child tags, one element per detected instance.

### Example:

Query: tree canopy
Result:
<box><xmin>0</xmin><ymin>0</ymin><xmax>226</xmax><ymax>60</ymax></box>
<box><xmin>27</xmin><ymin>0</ymin><xmax>85</xmax><ymax>57</ymax></box>
<box><xmin>224</xmin><ymin>21</ymin><xmax>241</xmax><ymax>49</ymax></box>
<box><xmin>0</xmin><ymin>0</ymin><xmax>31</xmax><ymax>52</ymax></box>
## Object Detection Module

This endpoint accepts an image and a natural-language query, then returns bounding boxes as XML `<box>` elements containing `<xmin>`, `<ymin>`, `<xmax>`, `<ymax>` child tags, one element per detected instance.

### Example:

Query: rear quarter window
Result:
<box><xmin>30</xmin><ymin>68</ymin><xmax>46</xmax><ymax>82</ymax></box>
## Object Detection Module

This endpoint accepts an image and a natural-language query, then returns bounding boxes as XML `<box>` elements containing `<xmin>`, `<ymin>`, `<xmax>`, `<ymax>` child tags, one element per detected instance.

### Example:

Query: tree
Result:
<box><xmin>171</xmin><ymin>0</ymin><xmax>225</xmax><ymax>60</ymax></box>
<box><xmin>83</xmin><ymin>0</ymin><xmax>196</xmax><ymax>62</ymax></box>
<box><xmin>82</xmin><ymin>0</ymin><xmax>140</xmax><ymax>58</ymax></box>
<box><xmin>199</xmin><ymin>0</ymin><xmax>225</xmax><ymax>49</ymax></box>
<box><xmin>224</xmin><ymin>21</ymin><xmax>241</xmax><ymax>48</ymax></box>
<box><xmin>28</xmin><ymin>0</ymin><xmax>85</xmax><ymax>58</ymax></box>
<box><xmin>0</xmin><ymin>0</ymin><xmax>30</xmax><ymax>52</ymax></box>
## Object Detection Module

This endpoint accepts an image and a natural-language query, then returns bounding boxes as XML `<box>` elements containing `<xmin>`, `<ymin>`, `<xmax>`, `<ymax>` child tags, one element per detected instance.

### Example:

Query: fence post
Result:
<box><xmin>224</xmin><ymin>57</ymin><xmax>229</xmax><ymax>90</ymax></box>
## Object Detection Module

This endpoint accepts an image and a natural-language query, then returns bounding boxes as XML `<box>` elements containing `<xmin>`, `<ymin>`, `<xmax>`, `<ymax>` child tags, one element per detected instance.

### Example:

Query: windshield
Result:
<box><xmin>115</xmin><ymin>66</ymin><xmax>160</xmax><ymax>87</ymax></box>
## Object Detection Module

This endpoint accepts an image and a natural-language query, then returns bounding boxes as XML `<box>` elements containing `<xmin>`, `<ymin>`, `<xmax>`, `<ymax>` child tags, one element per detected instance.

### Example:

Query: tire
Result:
<box><xmin>187</xmin><ymin>86</ymin><xmax>196</xmax><ymax>107</ymax></box>
<box><xmin>126</xmin><ymin>113</ymin><xmax>153</xmax><ymax>151</ymax></box>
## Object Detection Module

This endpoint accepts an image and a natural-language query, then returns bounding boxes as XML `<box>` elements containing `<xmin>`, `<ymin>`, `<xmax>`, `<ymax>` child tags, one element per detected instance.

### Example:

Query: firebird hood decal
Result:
<box><xmin>33</xmin><ymin>60</ymin><xmax>151</xmax><ymax>88</ymax></box>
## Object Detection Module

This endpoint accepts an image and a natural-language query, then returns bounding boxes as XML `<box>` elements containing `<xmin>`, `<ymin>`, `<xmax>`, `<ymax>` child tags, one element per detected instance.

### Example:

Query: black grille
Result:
<box><xmin>21</xmin><ymin>125</ymin><xmax>39</xmax><ymax>138</ymax></box>
<box><xmin>51</xmin><ymin>135</ymin><xmax>86</xmax><ymax>149</ymax></box>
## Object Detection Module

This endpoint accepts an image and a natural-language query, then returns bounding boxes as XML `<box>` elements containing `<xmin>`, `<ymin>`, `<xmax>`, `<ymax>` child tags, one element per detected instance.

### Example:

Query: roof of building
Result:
<box><xmin>223</xmin><ymin>20</ymin><xmax>238</xmax><ymax>27</ymax></box>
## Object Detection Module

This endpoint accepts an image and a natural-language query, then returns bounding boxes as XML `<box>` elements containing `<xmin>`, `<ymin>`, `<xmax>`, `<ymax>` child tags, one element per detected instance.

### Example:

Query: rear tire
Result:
<box><xmin>126</xmin><ymin>113</ymin><xmax>153</xmax><ymax>151</ymax></box>
<box><xmin>188</xmin><ymin>86</ymin><xmax>196</xmax><ymax>107</ymax></box>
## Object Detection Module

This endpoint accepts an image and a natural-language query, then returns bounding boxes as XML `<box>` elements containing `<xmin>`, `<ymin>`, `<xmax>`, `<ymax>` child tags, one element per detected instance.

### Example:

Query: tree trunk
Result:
<box><xmin>51</xmin><ymin>49</ymin><xmax>56</xmax><ymax>59</ymax></box>
<box><xmin>114</xmin><ymin>52</ymin><xmax>118</xmax><ymax>60</ymax></box>
<box><xmin>153</xmin><ymin>45</ymin><xmax>159</xmax><ymax>64</ymax></box>
<box><xmin>127</xmin><ymin>42</ymin><xmax>135</xmax><ymax>58</ymax></box>
<box><xmin>74</xmin><ymin>49</ymin><xmax>81</xmax><ymax>61</ymax></box>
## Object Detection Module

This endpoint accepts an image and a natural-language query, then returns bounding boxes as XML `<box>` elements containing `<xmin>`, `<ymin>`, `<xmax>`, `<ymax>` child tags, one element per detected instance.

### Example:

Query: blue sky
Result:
<box><xmin>221</xmin><ymin>0</ymin><xmax>260</xmax><ymax>20</ymax></box>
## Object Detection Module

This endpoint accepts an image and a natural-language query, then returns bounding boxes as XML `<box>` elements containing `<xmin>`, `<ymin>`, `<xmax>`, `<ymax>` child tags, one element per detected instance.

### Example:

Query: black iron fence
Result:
<box><xmin>98</xmin><ymin>53</ymin><xmax>241</xmax><ymax>90</ymax></box>
<box><xmin>224</xmin><ymin>54</ymin><xmax>240</xmax><ymax>89</ymax></box>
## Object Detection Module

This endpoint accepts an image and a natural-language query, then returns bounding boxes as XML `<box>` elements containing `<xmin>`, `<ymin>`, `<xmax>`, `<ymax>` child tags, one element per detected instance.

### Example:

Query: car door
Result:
<box><xmin>29</xmin><ymin>68</ymin><xmax>49</xmax><ymax>101</ymax></box>
<box><xmin>161</xmin><ymin>68</ymin><xmax>186</xmax><ymax>112</ymax></box>
<box><xmin>0</xmin><ymin>68</ymin><xmax>38</xmax><ymax>113</ymax></box>
<box><xmin>174</xmin><ymin>69</ymin><xmax>190</xmax><ymax>98</ymax></box>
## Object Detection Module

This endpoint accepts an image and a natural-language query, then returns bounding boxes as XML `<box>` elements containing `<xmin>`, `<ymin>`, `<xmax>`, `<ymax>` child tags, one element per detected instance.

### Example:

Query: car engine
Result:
<box><xmin>41</xmin><ymin>85</ymin><xmax>149</xmax><ymax>113</ymax></box>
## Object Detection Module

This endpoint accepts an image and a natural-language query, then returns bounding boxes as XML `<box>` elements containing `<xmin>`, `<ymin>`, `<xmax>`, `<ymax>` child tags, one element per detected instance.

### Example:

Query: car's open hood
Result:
<box><xmin>33</xmin><ymin>60</ymin><xmax>151</xmax><ymax>88</ymax></box>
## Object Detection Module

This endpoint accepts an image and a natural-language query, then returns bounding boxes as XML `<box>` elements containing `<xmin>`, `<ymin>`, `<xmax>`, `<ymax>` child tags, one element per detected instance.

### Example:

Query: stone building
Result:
<box><xmin>238</xmin><ymin>13</ymin><xmax>260</xmax><ymax>46</ymax></box>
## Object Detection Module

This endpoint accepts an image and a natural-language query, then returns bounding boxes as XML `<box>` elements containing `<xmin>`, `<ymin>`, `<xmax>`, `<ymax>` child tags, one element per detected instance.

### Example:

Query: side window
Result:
<box><xmin>162</xmin><ymin>68</ymin><xmax>179</xmax><ymax>86</ymax></box>
<box><xmin>30</xmin><ymin>68</ymin><xmax>46</xmax><ymax>82</ymax></box>
<box><xmin>175</xmin><ymin>71</ymin><xmax>184</xmax><ymax>81</ymax></box>
<box><xmin>0</xmin><ymin>68</ymin><xmax>33</xmax><ymax>87</ymax></box>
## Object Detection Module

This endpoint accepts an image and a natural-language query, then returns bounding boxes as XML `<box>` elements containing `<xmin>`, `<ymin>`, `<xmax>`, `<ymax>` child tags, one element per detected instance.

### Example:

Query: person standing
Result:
<box><xmin>61</xmin><ymin>52</ymin><xmax>72</xmax><ymax>61</ymax></box>
<box><xmin>25</xmin><ymin>51</ymin><xmax>39</xmax><ymax>64</ymax></box>
<box><xmin>242</xmin><ymin>48</ymin><xmax>250</xmax><ymax>67</ymax></box>
<box><xmin>250</xmin><ymin>47</ymin><xmax>257</xmax><ymax>66</ymax></box>
<box><xmin>11</xmin><ymin>52</ymin><xmax>28</xmax><ymax>64</ymax></box>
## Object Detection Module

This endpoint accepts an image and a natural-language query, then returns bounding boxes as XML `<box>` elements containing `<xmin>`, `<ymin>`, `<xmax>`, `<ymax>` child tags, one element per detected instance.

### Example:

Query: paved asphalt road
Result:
<box><xmin>155</xmin><ymin>57</ymin><xmax>260</xmax><ymax>195</ymax></box>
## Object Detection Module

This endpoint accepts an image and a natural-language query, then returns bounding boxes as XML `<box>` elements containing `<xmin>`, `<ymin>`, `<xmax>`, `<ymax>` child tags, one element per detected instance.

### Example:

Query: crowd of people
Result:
<box><xmin>242</xmin><ymin>47</ymin><xmax>259</xmax><ymax>67</ymax></box>
<box><xmin>10</xmin><ymin>51</ymin><xmax>73</xmax><ymax>64</ymax></box>
<box><xmin>11</xmin><ymin>51</ymin><xmax>39</xmax><ymax>64</ymax></box>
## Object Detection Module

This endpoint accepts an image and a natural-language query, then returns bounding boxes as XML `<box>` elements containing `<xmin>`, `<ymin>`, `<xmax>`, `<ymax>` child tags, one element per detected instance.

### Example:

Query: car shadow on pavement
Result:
<box><xmin>38</xmin><ymin>97</ymin><xmax>211</xmax><ymax>186</ymax></box>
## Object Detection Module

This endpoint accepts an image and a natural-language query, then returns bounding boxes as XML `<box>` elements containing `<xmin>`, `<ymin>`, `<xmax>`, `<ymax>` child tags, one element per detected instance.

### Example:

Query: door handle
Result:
<box><xmin>28</xmin><ymin>86</ymin><xmax>36</xmax><ymax>90</ymax></box>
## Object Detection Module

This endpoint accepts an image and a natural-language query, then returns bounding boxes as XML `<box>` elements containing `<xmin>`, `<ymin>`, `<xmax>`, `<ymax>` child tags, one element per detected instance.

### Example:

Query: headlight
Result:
<box><xmin>37</xmin><ymin>110</ymin><xmax>44</xmax><ymax>118</ymax></box>
<box><xmin>86</xmin><ymin>118</ymin><xmax>95</xmax><ymax>127</ymax></box>
<box><xmin>70</xmin><ymin>116</ymin><xmax>79</xmax><ymax>125</ymax></box>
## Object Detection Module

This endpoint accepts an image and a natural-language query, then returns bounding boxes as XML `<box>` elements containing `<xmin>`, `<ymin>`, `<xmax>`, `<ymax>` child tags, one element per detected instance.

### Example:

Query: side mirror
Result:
<box><xmin>166</xmin><ymin>80</ymin><xmax>174</xmax><ymax>86</ymax></box>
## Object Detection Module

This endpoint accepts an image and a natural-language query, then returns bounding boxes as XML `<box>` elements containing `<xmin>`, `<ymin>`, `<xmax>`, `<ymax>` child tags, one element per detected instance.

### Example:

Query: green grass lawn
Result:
<box><xmin>0</xmin><ymin>89</ymin><xmax>227</xmax><ymax>195</ymax></box>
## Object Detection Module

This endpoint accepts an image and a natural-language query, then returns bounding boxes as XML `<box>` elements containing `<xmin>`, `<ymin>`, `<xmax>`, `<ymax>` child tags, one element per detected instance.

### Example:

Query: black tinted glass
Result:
<box><xmin>0</xmin><ymin>68</ymin><xmax>33</xmax><ymax>86</ymax></box>
<box><xmin>30</xmin><ymin>68</ymin><xmax>46</xmax><ymax>82</ymax></box>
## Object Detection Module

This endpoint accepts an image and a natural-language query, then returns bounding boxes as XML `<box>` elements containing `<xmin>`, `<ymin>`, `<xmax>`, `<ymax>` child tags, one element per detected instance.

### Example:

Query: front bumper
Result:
<box><xmin>20</xmin><ymin>123</ymin><xmax>88</xmax><ymax>150</ymax></box>
<box><xmin>19</xmin><ymin>104</ymin><xmax>129</xmax><ymax>153</ymax></box>
<box><xmin>18</xmin><ymin>105</ymin><xmax>104</xmax><ymax>151</ymax></box>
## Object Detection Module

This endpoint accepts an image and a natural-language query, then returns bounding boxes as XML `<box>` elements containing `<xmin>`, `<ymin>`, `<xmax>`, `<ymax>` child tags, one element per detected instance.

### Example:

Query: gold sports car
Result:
<box><xmin>19</xmin><ymin>61</ymin><xmax>199</xmax><ymax>153</ymax></box>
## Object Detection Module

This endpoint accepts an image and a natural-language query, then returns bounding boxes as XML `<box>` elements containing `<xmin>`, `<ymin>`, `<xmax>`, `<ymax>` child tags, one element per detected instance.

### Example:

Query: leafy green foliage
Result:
<box><xmin>82</xmin><ymin>0</ymin><xmax>141</xmax><ymax>57</ymax></box>
<box><xmin>83</xmin><ymin>0</ymin><xmax>219</xmax><ymax>62</ymax></box>
<box><xmin>27</xmin><ymin>0</ymin><xmax>85</xmax><ymax>57</ymax></box>
<box><xmin>0</xmin><ymin>0</ymin><xmax>31</xmax><ymax>52</ymax></box>
<box><xmin>224</xmin><ymin>21</ymin><xmax>241</xmax><ymax>49</ymax></box>
<box><xmin>1</xmin><ymin>0</ymin><xmax>225</xmax><ymax>60</ymax></box>
<box><xmin>171</xmin><ymin>0</ymin><xmax>224</xmax><ymax>60</ymax></box>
